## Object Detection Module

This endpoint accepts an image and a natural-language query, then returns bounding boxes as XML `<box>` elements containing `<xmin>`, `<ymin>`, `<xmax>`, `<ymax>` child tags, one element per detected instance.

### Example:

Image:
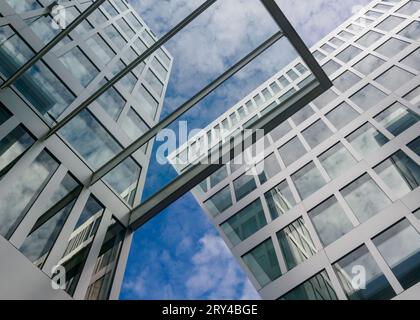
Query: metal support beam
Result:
<box><xmin>260</xmin><ymin>0</ymin><xmax>331</xmax><ymax>90</ymax></box>
<box><xmin>89</xmin><ymin>31</ymin><xmax>284</xmax><ymax>186</ymax></box>
<box><xmin>129</xmin><ymin>78</ymin><xmax>330</xmax><ymax>230</ymax></box>
<box><xmin>44</xmin><ymin>0</ymin><xmax>218</xmax><ymax>139</ymax></box>
<box><xmin>0</xmin><ymin>0</ymin><xmax>107</xmax><ymax>89</ymax></box>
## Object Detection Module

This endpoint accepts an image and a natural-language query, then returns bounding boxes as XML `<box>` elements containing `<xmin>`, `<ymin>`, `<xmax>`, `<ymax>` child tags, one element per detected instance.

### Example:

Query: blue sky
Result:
<box><xmin>121</xmin><ymin>0</ymin><xmax>371</xmax><ymax>300</ymax></box>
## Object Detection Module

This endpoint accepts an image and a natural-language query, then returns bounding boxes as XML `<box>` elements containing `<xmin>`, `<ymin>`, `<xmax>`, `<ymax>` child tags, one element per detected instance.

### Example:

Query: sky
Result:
<box><xmin>121</xmin><ymin>0</ymin><xmax>371</xmax><ymax>300</ymax></box>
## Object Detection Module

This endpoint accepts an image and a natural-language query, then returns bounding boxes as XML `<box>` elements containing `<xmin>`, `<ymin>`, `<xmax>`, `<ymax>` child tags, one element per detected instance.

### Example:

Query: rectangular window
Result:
<box><xmin>336</xmin><ymin>45</ymin><xmax>363</xmax><ymax>63</ymax></box>
<box><xmin>341</xmin><ymin>173</ymin><xmax>391</xmax><ymax>223</ymax></box>
<box><xmin>376</xmin><ymin>15</ymin><xmax>404</xmax><ymax>32</ymax></box>
<box><xmin>221</xmin><ymin>199</ymin><xmax>267</xmax><ymax>246</ymax></box>
<box><xmin>333</xmin><ymin>245</ymin><xmax>396</xmax><ymax>300</ymax></box>
<box><xmin>0</xmin><ymin>125</ymin><xmax>35</xmax><ymax>176</ymax></box>
<box><xmin>401</xmin><ymin>48</ymin><xmax>420</xmax><ymax>72</ymax></box>
<box><xmin>301</xmin><ymin>119</ymin><xmax>333</xmax><ymax>149</ymax></box>
<box><xmin>103</xmin><ymin>158</ymin><xmax>141</xmax><ymax>206</ymax></box>
<box><xmin>133</xmin><ymin>85</ymin><xmax>159</xmax><ymax>119</ymax></box>
<box><xmin>116</xmin><ymin>18</ymin><xmax>135</xmax><ymax>39</ymax></box>
<box><xmin>322</xmin><ymin>59</ymin><xmax>341</xmax><ymax>76</ymax></box>
<box><xmin>277</xmin><ymin>217</ymin><xmax>317</xmax><ymax>271</ymax></box>
<box><xmin>0</xmin><ymin>103</ymin><xmax>12</xmax><ymax>125</ymax></box>
<box><xmin>350</xmin><ymin>84</ymin><xmax>387</xmax><ymax>111</ymax></box>
<box><xmin>375</xmin><ymin>66</ymin><xmax>415</xmax><ymax>92</ymax></box>
<box><xmin>204</xmin><ymin>185</ymin><xmax>232</xmax><ymax>217</ymax></box>
<box><xmin>356</xmin><ymin>30</ymin><xmax>383</xmax><ymax>48</ymax></box>
<box><xmin>86</xmin><ymin>34</ymin><xmax>115</xmax><ymax>64</ymax></box>
<box><xmin>256</xmin><ymin>153</ymin><xmax>281</xmax><ymax>184</ymax></box>
<box><xmin>151</xmin><ymin>57</ymin><xmax>168</xmax><ymax>80</ymax></box>
<box><xmin>326</xmin><ymin>102</ymin><xmax>359</xmax><ymax>130</ymax></box>
<box><xmin>291</xmin><ymin>105</ymin><xmax>315</xmax><ymax>125</ymax></box>
<box><xmin>5</xmin><ymin>0</ymin><xmax>42</xmax><ymax>13</ymax></box>
<box><xmin>209</xmin><ymin>166</ymin><xmax>228</xmax><ymax>188</ymax></box>
<box><xmin>145</xmin><ymin>69</ymin><xmax>164</xmax><ymax>96</ymax></box>
<box><xmin>375</xmin><ymin>38</ymin><xmax>409</xmax><ymax>58</ymax></box>
<box><xmin>58</xmin><ymin>195</ymin><xmax>105</xmax><ymax>296</ymax></box>
<box><xmin>19</xmin><ymin>185</ymin><xmax>79</xmax><ymax>268</ymax></box>
<box><xmin>242</xmin><ymin>238</ymin><xmax>281</xmax><ymax>287</ymax></box>
<box><xmin>311</xmin><ymin>89</ymin><xmax>338</xmax><ymax>109</ymax></box>
<box><xmin>319</xmin><ymin>143</ymin><xmax>357</xmax><ymax>180</ymax></box>
<box><xmin>85</xmin><ymin>217</ymin><xmax>126</xmax><ymax>300</ymax></box>
<box><xmin>233</xmin><ymin>172</ymin><xmax>257</xmax><ymax>201</ymax></box>
<box><xmin>59</xmin><ymin>110</ymin><xmax>122</xmax><ymax>170</ymax></box>
<box><xmin>346</xmin><ymin>122</ymin><xmax>389</xmax><ymax>157</ymax></box>
<box><xmin>374</xmin><ymin>102</ymin><xmax>419</xmax><ymax>136</ymax></box>
<box><xmin>0</xmin><ymin>150</ymin><xmax>59</xmax><ymax>238</ymax></box>
<box><xmin>104</xmin><ymin>25</ymin><xmax>127</xmax><ymax>48</ymax></box>
<box><xmin>333</xmin><ymin>70</ymin><xmax>361</xmax><ymax>93</ymax></box>
<box><xmin>120</xmin><ymin>107</ymin><xmax>149</xmax><ymax>142</ymax></box>
<box><xmin>278</xmin><ymin>136</ymin><xmax>306</xmax><ymax>167</ymax></box>
<box><xmin>398</xmin><ymin>21</ymin><xmax>420</xmax><ymax>41</ymax></box>
<box><xmin>270</xmin><ymin>121</ymin><xmax>291</xmax><ymax>142</ymax></box>
<box><xmin>407</xmin><ymin>137</ymin><xmax>420</xmax><ymax>157</ymax></box>
<box><xmin>353</xmin><ymin>54</ymin><xmax>385</xmax><ymax>76</ymax></box>
<box><xmin>59</xmin><ymin>47</ymin><xmax>99</xmax><ymax>87</ymax></box>
<box><xmin>280</xmin><ymin>270</ymin><xmax>338</xmax><ymax>300</ymax></box>
<box><xmin>373</xmin><ymin>219</ymin><xmax>420</xmax><ymax>290</ymax></box>
<box><xmin>292</xmin><ymin>162</ymin><xmax>326</xmax><ymax>200</ymax></box>
<box><xmin>265</xmin><ymin>180</ymin><xmax>296</xmax><ymax>219</ymax></box>
<box><xmin>309</xmin><ymin>196</ymin><xmax>353</xmax><ymax>246</ymax></box>
<box><xmin>96</xmin><ymin>86</ymin><xmax>126</xmax><ymax>121</ymax></box>
<box><xmin>374</xmin><ymin>151</ymin><xmax>420</xmax><ymax>199</ymax></box>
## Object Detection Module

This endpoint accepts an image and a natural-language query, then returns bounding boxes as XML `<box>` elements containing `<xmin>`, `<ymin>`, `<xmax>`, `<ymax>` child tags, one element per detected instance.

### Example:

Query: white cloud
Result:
<box><xmin>185</xmin><ymin>233</ymin><xmax>260</xmax><ymax>299</ymax></box>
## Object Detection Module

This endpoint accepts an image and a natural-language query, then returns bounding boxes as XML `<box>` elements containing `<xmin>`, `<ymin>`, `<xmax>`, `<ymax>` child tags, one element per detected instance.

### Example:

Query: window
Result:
<box><xmin>85</xmin><ymin>217</ymin><xmax>126</xmax><ymax>300</ymax></box>
<box><xmin>330</xmin><ymin>37</ymin><xmax>345</xmax><ymax>47</ymax></box>
<box><xmin>321</xmin><ymin>43</ymin><xmax>335</xmax><ymax>54</ymax></box>
<box><xmin>302</xmin><ymin>119</ymin><xmax>333</xmax><ymax>149</ymax></box>
<box><xmin>333</xmin><ymin>71</ymin><xmax>361</xmax><ymax>93</ymax></box>
<box><xmin>5</xmin><ymin>0</ymin><xmax>42</xmax><ymax>13</ymax></box>
<box><xmin>292</xmin><ymin>162</ymin><xmax>326</xmax><ymax>200</ymax></box>
<box><xmin>0</xmin><ymin>125</ymin><xmax>35</xmax><ymax>176</ymax></box>
<box><xmin>265</xmin><ymin>180</ymin><xmax>296</xmax><ymax>219</ymax></box>
<box><xmin>373</xmin><ymin>219</ymin><xmax>420</xmax><ymax>290</ymax></box>
<box><xmin>254</xmin><ymin>94</ymin><xmax>264</xmax><ymax>107</ymax></box>
<box><xmin>278</xmin><ymin>75</ymin><xmax>289</xmax><ymax>87</ymax></box>
<box><xmin>270</xmin><ymin>121</ymin><xmax>291</xmax><ymax>141</ymax></box>
<box><xmin>325</xmin><ymin>102</ymin><xmax>359</xmax><ymax>130</ymax></box>
<box><xmin>336</xmin><ymin>45</ymin><xmax>363</xmax><ymax>63</ymax></box>
<box><xmin>407</xmin><ymin>137</ymin><xmax>420</xmax><ymax>156</ymax></box>
<box><xmin>376</xmin><ymin>15</ymin><xmax>404</xmax><ymax>32</ymax></box>
<box><xmin>120</xmin><ymin>107</ymin><xmax>149</xmax><ymax>142</ymax></box>
<box><xmin>277</xmin><ymin>217</ymin><xmax>317</xmax><ymax>271</ymax></box>
<box><xmin>375</xmin><ymin>66</ymin><xmax>415</xmax><ymax>92</ymax></box>
<box><xmin>374</xmin><ymin>102</ymin><xmax>419</xmax><ymax>136</ymax></box>
<box><xmin>349</xmin><ymin>84</ymin><xmax>387</xmax><ymax>111</ymax></box>
<box><xmin>356</xmin><ymin>31</ymin><xmax>383</xmax><ymax>48</ymax></box>
<box><xmin>280</xmin><ymin>270</ymin><xmax>338</xmax><ymax>300</ymax></box>
<box><xmin>309</xmin><ymin>196</ymin><xmax>353</xmax><ymax>246</ymax></box>
<box><xmin>90</xmin><ymin>9</ymin><xmax>108</xmax><ymax>26</ymax></box>
<box><xmin>19</xmin><ymin>174</ymin><xmax>79</xmax><ymax>268</ymax></box>
<box><xmin>116</xmin><ymin>18</ymin><xmax>135</xmax><ymax>39</ymax></box>
<box><xmin>96</xmin><ymin>86</ymin><xmax>126</xmax><ymax>121</ymax></box>
<box><xmin>145</xmin><ymin>69</ymin><xmax>164</xmax><ymax>96</ymax></box>
<box><xmin>133</xmin><ymin>85</ymin><xmax>159</xmax><ymax>119</ymax></box>
<box><xmin>233</xmin><ymin>172</ymin><xmax>257</xmax><ymax>201</ymax></box>
<box><xmin>151</xmin><ymin>57</ymin><xmax>168</xmax><ymax>80</ymax></box>
<box><xmin>86</xmin><ymin>34</ymin><xmax>115</xmax><ymax>64</ymax></box>
<box><xmin>291</xmin><ymin>105</ymin><xmax>315</xmax><ymax>125</ymax></box>
<box><xmin>346</xmin><ymin>122</ymin><xmax>389</xmax><ymax>157</ymax></box>
<box><xmin>404</xmin><ymin>85</ymin><xmax>420</xmax><ymax>104</ymax></box>
<box><xmin>397</xmin><ymin>1</ymin><xmax>420</xmax><ymax>15</ymax></box>
<box><xmin>28</xmin><ymin>15</ymin><xmax>61</xmax><ymax>45</ymax></box>
<box><xmin>59</xmin><ymin>110</ymin><xmax>122</xmax><ymax>170</ymax></box>
<box><xmin>126</xmin><ymin>13</ymin><xmax>143</xmax><ymax>30</ymax></box>
<box><xmin>157</xmin><ymin>48</ymin><xmax>171</xmax><ymax>67</ymax></box>
<box><xmin>256</xmin><ymin>153</ymin><xmax>281</xmax><ymax>184</ymax></box>
<box><xmin>0</xmin><ymin>150</ymin><xmax>59</xmax><ymax>238</ymax></box>
<box><xmin>375</xmin><ymin>38</ymin><xmax>410</xmax><ymax>58</ymax></box>
<box><xmin>102</xmin><ymin>1</ymin><xmax>119</xmax><ymax>16</ymax></box>
<box><xmin>270</xmin><ymin>82</ymin><xmax>280</xmax><ymax>94</ymax></box>
<box><xmin>400</xmin><ymin>48</ymin><xmax>420</xmax><ymax>72</ymax></box>
<box><xmin>221</xmin><ymin>199</ymin><xmax>267</xmax><ymax>246</ymax></box>
<box><xmin>204</xmin><ymin>186</ymin><xmax>232</xmax><ymax>217</ymax></box>
<box><xmin>341</xmin><ymin>173</ymin><xmax>391</xmax><ymax>223</ymax></box>
<box><xmin>103</xmin><ymin>158</ymin><xmax>141</xmax><ymax>205</ymax></box>
<box><xmin>398</xmin><ymin>21</ymin><xmax>420</xmax><ymax>41</ymax></box>
<box><xmin>295</xmin><ymin>63</ymin><xmax>308</xmax><ymax>74</ymax></box>
<box><xmin>319</xmin><ymin>143</ymin><xmax>357</xmax><ymax>180</ymax></box>
<box><xmin>209</xmin><ymin>166</ymin><xmax>228</xmax><ymax>188</ymax></box>
<box><xmin>286</xmin><ymin>69</ymin><xmax>299</xmax><ymax>80</ymax></box>
<box><xmin>374</xmin><ymin>151</ymin><xmax>420</xmax><ymax>199</ymax></box>
<box><xmin>333</xmin><ymin>245</ymin><xmax>396</xmax><ymax>300</ymax></box>
<box><xmin>142</xmin><ymin>30</ymin><xmax>155</xmax><ymax>46</ymax></box>
<box><xmin>311</xmin><ymin>89</ymin><xmax>338</xmax><ymax>109</ymax></box>
<box><xmin>313</xmin><ymin>50</ymin><xmax>326</xmax><ymax>61</ymax></box>
<box><xmin>0</xmin><ymin>104</ymin><xmax>11</xmax><ymax>125</ymax></box>
<box><xmin>59</xmin><ymin>47</ymin><xmax>99</xmax><ymax>87</ymax></box>
<box><xmin>118</xmin><ymin>72</ymin><xmax>137</xmax><ymax>93</ymax></box>
<box><xmin>278</xmin><ymin>136</ymin><xmax>306</xmax><ymax>166</ymax></box>
<box><xmin>104</xmin><ymin>25</ymin><xmax>126</xmax><ymax>48</ymax></box>
<box><xmin>353</xmin><ymin>54</ymin><xmax>385</xmax><ymax>76</ymax></box>
<box><xmin>59</xmin><ymin>195</ymin><xmax>105</xmax><ymax>296</ymax></box>
<box><xmin>322</xmin><ymin>60</ymin><xmax>341</xmax><ymax>76</ymax></box>
<box><xmin>262</xmin><ymin>88</ymin><xmax>271</xmax><ymax>101</ymax></box>
<box><xmin>134</xmin><ymin>37</ymin><xmax>147</xmax><ymax>55</ymax></box>
<box><xmin>338</xmin><ymin>30</ymin><xmax>354</xmax><ymax>40</ymax></box>
<box><xmin>242</xmin><ymin>238</ymin><xmax>281</xmax><ymax>287</ymax></box>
